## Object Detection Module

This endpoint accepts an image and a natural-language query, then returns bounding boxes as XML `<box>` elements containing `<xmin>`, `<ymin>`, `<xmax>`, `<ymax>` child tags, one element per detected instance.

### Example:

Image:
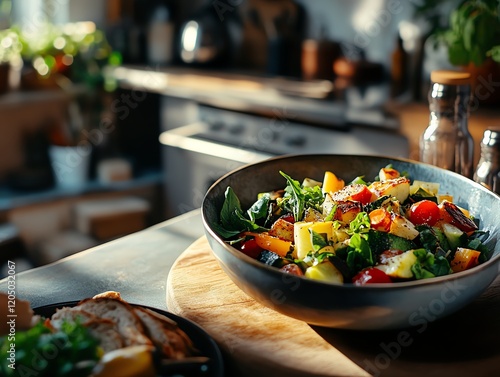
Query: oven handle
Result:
<box><xmin>159</xmin><ymin>122</ymin><xmax>274</xmax><ymax>164</ymax></box>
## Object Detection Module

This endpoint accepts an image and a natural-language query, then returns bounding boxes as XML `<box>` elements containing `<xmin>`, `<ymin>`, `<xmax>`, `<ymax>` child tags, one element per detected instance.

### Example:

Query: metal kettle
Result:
<box><xmin>178</xmin><ymin>8</ymin><xmax>236</xmax><ymax>66</ymax></box>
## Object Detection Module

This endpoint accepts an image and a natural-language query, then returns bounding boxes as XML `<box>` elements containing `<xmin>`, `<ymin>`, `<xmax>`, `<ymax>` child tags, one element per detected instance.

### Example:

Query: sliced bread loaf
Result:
<box><xmin>133</xmin><ymin>307</ymin><xmax>195</xmax><ymax>359</ymax></box>
<box><xmin>50</xmin><ymin>306</ymin><xmax>124</xmax><ymax>353</ymax></box>
<box><xmin>77</xmin><ymin>297</ymin><xmax>153</xmax><ymax>347</ymax></box>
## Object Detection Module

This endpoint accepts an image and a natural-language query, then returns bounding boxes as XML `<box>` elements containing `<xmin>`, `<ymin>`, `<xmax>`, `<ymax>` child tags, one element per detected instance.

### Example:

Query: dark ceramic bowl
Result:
<box><xmin>202</xmin><ymin>154</ymin><xmax>500</xmax><ymax>330</ymax></box>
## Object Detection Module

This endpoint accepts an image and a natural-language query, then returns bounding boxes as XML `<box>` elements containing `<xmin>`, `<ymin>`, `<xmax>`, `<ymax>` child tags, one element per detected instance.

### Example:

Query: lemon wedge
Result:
<box><xmin>92</xmin><ymin>345</ymin><xmax>156</xmax><ymax>377</ymax></box>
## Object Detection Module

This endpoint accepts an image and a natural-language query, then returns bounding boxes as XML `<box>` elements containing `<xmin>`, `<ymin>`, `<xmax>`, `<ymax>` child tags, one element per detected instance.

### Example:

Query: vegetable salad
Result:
<box><xmin>214</xmin><ymin>166</ymin><xmax>493</xmax><ymax>285</ymax></box>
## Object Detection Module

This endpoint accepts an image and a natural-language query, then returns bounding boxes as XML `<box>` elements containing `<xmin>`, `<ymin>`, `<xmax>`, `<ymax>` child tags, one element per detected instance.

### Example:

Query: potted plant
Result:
<box><xmin>441</xmin><ymin>0</ymin><xmax>500</xmax><ymax>65</ymax></box>
<box><xmin>437</xmin><ymin>0</ymin><xmax>500</xmax><ymax>104</ymax></box>
<box><xmin>17</xmin><ymin>22</ymin><xmax>115</xmax><ymax>91</ymax></box>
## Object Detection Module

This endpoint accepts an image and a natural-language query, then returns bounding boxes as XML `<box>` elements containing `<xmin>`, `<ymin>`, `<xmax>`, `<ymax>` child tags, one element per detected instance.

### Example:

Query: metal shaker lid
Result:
<box><xmin>481</xmin><ymin>128</ymin><xmax>500</xmax><ymax>147</ymax></box>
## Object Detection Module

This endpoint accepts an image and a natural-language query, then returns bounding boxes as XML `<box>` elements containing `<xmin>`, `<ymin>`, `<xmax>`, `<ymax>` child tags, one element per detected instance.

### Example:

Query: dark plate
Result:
<box><xmin>34</xmin><ymin>301</ymin><xmax>224</xmax><ymax>377</ymax></box>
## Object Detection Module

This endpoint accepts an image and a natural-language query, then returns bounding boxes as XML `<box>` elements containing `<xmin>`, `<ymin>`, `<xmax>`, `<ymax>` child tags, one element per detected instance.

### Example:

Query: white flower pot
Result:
<box><xmin>49</xmin><ymin>145</ymin><xmax>91</xmax><ymax>189</ymax></box>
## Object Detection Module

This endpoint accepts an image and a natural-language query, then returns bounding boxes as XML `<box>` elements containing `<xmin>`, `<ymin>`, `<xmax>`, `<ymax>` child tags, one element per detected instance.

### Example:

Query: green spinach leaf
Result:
<box><xmin>218</xmin><ymin>187</ymin><xmax>268</xmax><ymax>238</ymax></box>
<box><xmin>348</xmin><ymin>212</ymin><xmax>371</xmax><ymax>235</ymax></box>
<box><xmin>280</xmin><ymin>171</ymin><xmax>305</xmax><ymax>221</ymax></box>
<box><xmin>346</xmin><ymin>233</ymin><xmax>374</xmax><ymax>274</ymax></box>
<box><xmin>417</xmin><ymin>225</ymin><xmax>451</xmax><ymax>253</ymax></box>
<box><xmin>467</xmin><ymin>232</ymin><xmax>493</xmax><ymax>263</ymax></box>
<box><xmin>310</xmin><ymin>229</ymin><xmax>328</xmax><ymax>252</ymax></box>
<box><xmin>412</xmin><ymin>248</ymin><xmax>452</xmax><ymax>280</ymax></box>
<box><xmin>247</xmin><ymin>193</ymin><xmax>270</xmax><ymax>223</ymax></box>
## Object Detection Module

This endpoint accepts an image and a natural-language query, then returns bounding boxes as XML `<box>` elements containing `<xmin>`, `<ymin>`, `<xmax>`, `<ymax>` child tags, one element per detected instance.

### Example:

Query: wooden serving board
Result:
<box><xmin>166</xmin><ymin>237</ymin><xmax>500</xmax><ymax>377</ymax></box>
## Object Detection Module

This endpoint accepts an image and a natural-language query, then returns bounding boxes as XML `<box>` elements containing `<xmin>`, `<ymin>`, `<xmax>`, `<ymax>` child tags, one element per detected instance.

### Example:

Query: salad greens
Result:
<box><xmin>345</xmin><ymin>233</ymin><xmax>375</xmax><ymax>275</ymax></box>
<box><xmin>412</xmin><ymin>248</ymin><xmax>452</xmax><ymax>279</ymax></box>
<box><xmin>213</xmin><ymin>186</ymin><xmax>268</xmax><ymax>238</ymax></box>
<box><xmin>0</xmin><ymin>320</ymin><xmax>100</xmax><ymax>377</ymax></box>
<box><xmin>279</xmin><ymin>171</ymin><xmax>324</xmax><ymax>222</ymax></box>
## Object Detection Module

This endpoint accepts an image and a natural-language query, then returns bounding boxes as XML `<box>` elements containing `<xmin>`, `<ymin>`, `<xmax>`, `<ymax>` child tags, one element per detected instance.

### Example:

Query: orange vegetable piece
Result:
<box><xmin>450</xmin><ymin>248</ymin><xmax>481</xmax><ymax>273</ymax></box>
<box><xmin>322</xmin><ymin>171</ymin><xmax>345</xmax><ymax>194</ymax></box>
<box><xmin>369</xmin><ymin>208</ymin><xmax>392</xmax><ymax>232</ymax></box>
<box><xmin>438</xmin><ymin>201</ymin><xmax>477</xmax><ymax>233</ymax></box>
<box><xmin>246</xmin><ymin>232</ymin><xmax>292</xmax><ymax>257</ymax></box>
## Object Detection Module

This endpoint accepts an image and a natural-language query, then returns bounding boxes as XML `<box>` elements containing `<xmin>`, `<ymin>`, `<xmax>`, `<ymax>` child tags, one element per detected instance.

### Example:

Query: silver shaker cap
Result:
<box><xmin>482</xmin><ymin>129</ymin><xmax>500</xmax><ymax>147</ymax></box>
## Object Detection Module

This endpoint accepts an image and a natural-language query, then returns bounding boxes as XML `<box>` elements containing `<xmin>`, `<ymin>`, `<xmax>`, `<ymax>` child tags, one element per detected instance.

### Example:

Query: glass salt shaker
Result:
<box><xmin>474</xmin><ymin>129</ymin><xmax>500</xmax><ymax>194</ymax></box>
<box><xmin>419</xmin><ymin>70</ymin><xmax>474</xmax><ymax>178</ymax></box>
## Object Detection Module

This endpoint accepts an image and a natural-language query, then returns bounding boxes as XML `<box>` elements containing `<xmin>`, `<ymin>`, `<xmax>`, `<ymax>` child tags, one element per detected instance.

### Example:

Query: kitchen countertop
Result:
<box><xmin>0</xmin><ymin>209</ymin><xmax>205</xmax><ymax>309</ymax></box>
<box><xmin>105</xmin><ymin>65</ymin><xmax>400</xmax><ymax>130</ymax></box>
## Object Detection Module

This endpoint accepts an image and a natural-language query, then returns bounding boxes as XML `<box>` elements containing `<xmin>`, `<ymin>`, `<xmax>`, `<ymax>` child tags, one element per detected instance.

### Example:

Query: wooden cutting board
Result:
<box><xmin>166</xmin><ymin>236</ymin><xmax>500</xmax><ymax>377</ymax></box>
<box><xmin>166</xmin><ymin>237</ymin><xmax>369</xmax><ymax>377</ymax></box>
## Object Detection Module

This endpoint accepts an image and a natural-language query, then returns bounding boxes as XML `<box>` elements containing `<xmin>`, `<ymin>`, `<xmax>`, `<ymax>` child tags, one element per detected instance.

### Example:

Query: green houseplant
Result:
<box><xmin>441</xmin><ymin>0</ymin><xmax>500</xmax><ymax>66</ymax></box>
<box><xmin>436</xmin><ymin>0</ymin><xmax>500</xmax><ymax>104</ymax></box>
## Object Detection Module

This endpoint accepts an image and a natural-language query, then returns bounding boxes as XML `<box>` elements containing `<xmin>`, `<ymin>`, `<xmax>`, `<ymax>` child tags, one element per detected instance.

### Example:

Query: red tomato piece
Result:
<box><xmin>331</xmin><ymin>184</ymin><xmax>373</xmax><ymax>204</ymax></box>
<box><xmin>408</xmin><ymin>200</ymin><xmax>440</xmax><ymax>226</ymax></box>
<box><xmin>240</xmin><ymin>239</ymin><xmax>263</xmax><ymax>259</ymax></box>
<box><xmin>349</xmin><ymin>184</ymin><xmax>374</xmax><ymax>204</ymax></box>
<box><xmin>352</xmin><ymin>267</ymin><xmax>392</xmax><ymax>285</ymax></box>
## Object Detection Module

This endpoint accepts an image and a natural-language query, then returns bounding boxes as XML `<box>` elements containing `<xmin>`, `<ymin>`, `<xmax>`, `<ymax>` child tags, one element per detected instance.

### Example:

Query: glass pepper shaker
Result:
<box><xmin>473</xmin><ymin>129</ymin><xmax>500</xmax><ymax>194</ymax></box>
<box><xmin>419</xmin><ymin>70</ymin><xmax>474</xmax><ymax>178</ymax></box>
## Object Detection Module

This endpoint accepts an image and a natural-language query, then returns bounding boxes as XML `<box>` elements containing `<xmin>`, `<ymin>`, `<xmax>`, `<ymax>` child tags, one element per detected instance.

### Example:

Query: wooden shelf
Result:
<box><xmin>0</xmin><ymin>85</ymin><xmax>89</xmax><ymax>110</ymax></box>
<box><xmin>0</xmin><ymin>170</ymin><xmax>163</xmax><ymax>212</ymax></box>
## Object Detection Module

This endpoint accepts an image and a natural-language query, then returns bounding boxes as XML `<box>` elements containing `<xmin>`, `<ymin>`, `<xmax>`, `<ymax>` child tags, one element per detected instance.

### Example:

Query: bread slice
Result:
<box><xmin>85</xmin><ymin>320</ymin><xmax>125</xmax><ymax>353</ymax></box>
<box><xmin>77</xmin><ymin>297</ymin><xmax>153</xmax><ymax>347</ymax></box>
<box><xmin>51</xmin><ymin>306</ymin><xmax>96</xmax><ymax>328</ymax></box>
<box><xmin>50</xmin><ymin>307</ymin><xmax>124</xmax><ymax>353</ymax></box>
<box><xmin>48</xmin><ymin>291</ymin><xmax>197</xmax><ymax>362</ymax></box>
<box><xmin>133</xmin><ymin>307</ymin><xmax>195</xmax><ymax>359</ymax></box>
<box><xmin>90</xmin><ymin>292</ymin><xmax>195</xmax><ymax>359</ymax></box>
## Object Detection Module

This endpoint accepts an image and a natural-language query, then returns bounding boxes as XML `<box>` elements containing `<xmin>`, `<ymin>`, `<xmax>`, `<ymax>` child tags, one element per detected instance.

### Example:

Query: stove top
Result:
<box><xmin>192</xmin><ymin>105</ymin><xmax>408</xmax><ymax>158</ymax></box>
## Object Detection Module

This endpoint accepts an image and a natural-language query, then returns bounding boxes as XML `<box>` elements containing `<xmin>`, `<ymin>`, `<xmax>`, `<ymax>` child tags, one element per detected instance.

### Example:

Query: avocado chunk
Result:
<box><xmin>442</xmin><ymin>223</ymin><xmax>467</xmax><ymax>250</ymax></box>
<box><xmin>366</xmin><ymin>230</ymin><xmax>416</xmax><ymax>256</ymax></box>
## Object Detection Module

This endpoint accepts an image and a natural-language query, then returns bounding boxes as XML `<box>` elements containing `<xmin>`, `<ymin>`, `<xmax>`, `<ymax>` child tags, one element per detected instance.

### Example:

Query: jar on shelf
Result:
<box><xmin>473</xmin><ymin>128</ymin><xmax>500</xmax><ymax>194</ymax></box>
<box><xmin>147</xmin><ymin>2</ymin><xmax>174</xmax><ymax>66</ymax></box>
<box><xmin>419</xmin><ymin>70</ymin><xmax>474</xmax><ymax>178</ymax></box>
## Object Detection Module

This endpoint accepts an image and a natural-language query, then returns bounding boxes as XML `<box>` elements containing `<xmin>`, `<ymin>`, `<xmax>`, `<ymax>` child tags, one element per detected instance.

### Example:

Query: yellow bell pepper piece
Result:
<box><xmin>322</xmin><ymin>171</ymin><xmax>344</xmax><ymax>194</ymax></box>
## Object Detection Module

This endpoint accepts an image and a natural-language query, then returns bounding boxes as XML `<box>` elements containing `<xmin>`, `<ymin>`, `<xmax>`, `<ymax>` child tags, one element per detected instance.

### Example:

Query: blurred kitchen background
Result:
<box><xmin>0</xmin><ymin>0</ymin><xmax>499</xmax><ymax>276</ymax></box>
